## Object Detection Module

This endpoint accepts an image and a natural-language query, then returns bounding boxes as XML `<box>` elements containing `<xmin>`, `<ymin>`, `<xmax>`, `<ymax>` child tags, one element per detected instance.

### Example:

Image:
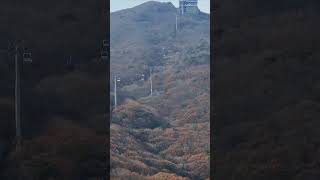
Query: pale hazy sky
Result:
<box><xmin>111</xmin><ymin>0</ymin><xmax>210</xmax><ymax>13</ymax></box>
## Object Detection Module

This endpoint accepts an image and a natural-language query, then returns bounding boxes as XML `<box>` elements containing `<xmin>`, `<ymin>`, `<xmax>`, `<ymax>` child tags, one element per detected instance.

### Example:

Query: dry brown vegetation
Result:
<box><xmin>110</xmin><ymin>2</ymin><xmax>210</xmax><ymax>179</ymax></box>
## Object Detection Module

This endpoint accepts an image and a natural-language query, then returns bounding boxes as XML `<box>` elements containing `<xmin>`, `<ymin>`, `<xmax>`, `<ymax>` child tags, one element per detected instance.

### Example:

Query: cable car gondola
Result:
<box><xmin>101</xmin><ymin>48</ymin><xmax>108</xmax><ymax>60</ymax></box>
<box><xmin>100</xmin><ymin>40</ymin><xmax>109</xmax><ymax>60</ymax></box>
<box><xmin>103</xmin><ymin>40</ymin><xmax>108</xmax><ymax>47</ymax></box>
<box><xmin>23</xmin><ymin>51</ymin><xmax>32</xmax><ymax>63</ymax></box>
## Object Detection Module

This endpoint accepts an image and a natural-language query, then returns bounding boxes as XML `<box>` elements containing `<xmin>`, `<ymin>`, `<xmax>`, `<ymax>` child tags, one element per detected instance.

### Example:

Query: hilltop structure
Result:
<box><xmin>179</xmin><ymin>0</ymin><xmax>199</xmax><ymax>15</ymax></box>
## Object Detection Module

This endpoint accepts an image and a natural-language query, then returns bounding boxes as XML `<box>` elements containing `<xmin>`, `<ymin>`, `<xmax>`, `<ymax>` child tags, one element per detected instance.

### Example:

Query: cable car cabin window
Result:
<box><xmin>23</xmin><ymin>52</ymin><xmax>32</xmax><ymax>63</ymax></box>
<box><xmin>101</xmin><ymin>51</ymin><xmax>108</xmax><ymax>59</ymax></box>
<box><xmin>103</xmin><ymin>40</ymin><xmax>108</xmax><ymax>47</ymax></box>
<box><xmin>101</xmin><ymin>46</ymin><xmax>108</xmax><ymax>60</ymax></box>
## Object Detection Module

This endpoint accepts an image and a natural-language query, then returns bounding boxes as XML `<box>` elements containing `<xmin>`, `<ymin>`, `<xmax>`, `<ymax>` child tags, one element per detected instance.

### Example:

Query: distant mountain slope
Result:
<box><xmin>110</xmin><ymin>1</ymin><xmax>209</xmax><ymax>85</ymax></box>
<box><xmin>110</xmin><ymin>1</ymin><xmax>210</xmax><ymax>179</ymax></box>
<box><xmin>111</xmin><ymin>2</ymin><xmax>177</xmax><ymax>47</ymax></box>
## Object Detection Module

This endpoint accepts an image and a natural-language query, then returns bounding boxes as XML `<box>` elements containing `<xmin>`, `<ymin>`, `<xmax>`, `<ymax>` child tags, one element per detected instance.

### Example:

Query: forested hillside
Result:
<box><xmin>214</xmin><ymin>0</ymin><xmax>320</xmax><ymax>179</ymax></box>
<box><xmin>0</xmin><ymin>0</ymin><xmax>108</xmax><ymax>179</ymax></box>
<box><xmin>110</xmin><ymin>2</ymin><xmax>210</xmax><ymax>179</ymax></box>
